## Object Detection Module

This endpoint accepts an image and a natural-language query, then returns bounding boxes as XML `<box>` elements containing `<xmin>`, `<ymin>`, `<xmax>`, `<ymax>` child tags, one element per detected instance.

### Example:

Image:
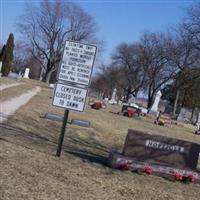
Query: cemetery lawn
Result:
<box><xmin>0</xmin><ymin>77</ymin><xmax>17</xmax><ymax>85</ymax></box>
<box><xmin>0</xmin><ymin>79</ymin><xmax>200</xmax><ymax>200</ymax></box>
<box><xmin>0</xmin><ymin>83</ymin><xmax>35</xmax><ymax>102</ymax></box>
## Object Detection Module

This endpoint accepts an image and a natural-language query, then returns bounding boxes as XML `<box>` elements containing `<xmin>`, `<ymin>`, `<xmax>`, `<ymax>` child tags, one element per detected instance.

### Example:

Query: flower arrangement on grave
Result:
<box><xmin>119</xmin><ymin>162</ymin><xmax>129</xmax><ymax>170</ymax></box>
<box><xmin>91</xmin><ymin>101</ymin><xmax>102</xmax><ymax>109</ymax></box>
<box><xmin>143</xmin><ymin>165</ymin><xmax>153</xmax><ymax>174</ymax></box>
<box><xmin>173</xmin><ymin>172</ymin><xmax>183</xmax><ymax>181</ymax></box>
<box><xmin>188</xmin><ymin>174</ymin><xmax>198</xmax><ymax>182</ymax></box>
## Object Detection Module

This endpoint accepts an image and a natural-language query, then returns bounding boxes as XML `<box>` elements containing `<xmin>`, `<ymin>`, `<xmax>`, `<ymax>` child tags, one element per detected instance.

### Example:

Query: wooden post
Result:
<box><xmin>56</xmin><ymin>109</ymin><xmax>69</xmax><ymax>157</ymax></box>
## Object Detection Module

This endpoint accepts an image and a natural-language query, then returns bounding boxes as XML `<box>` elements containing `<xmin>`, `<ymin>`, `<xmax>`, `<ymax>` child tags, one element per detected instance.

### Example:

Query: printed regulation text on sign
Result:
<box><xmin>52</xmin><ymin>83</ymin><xmax>87</xmax><ymax>112</ymax></box>
<box><xmin>58</xmin><ymin>40</ymin><xmax>97</xmax><ymax>86</ymax></box>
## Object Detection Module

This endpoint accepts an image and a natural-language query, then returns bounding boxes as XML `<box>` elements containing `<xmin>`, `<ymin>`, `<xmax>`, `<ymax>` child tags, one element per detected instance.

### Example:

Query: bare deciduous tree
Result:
<box><xmin>139</xmin><ymin>32</ymin><xmax>177</xmax><ymax>110</ymax></box>
<box><xmin>17</xmin><ymin>0</ymin><xmax>97</xmax><ymax>83</ymax></box>
<box><xmin>13</xmin><ymin>42</ymin><xmax>31</xmax><ymax>73</ymax></box>
<box><xmin>112</xmin><ymin>43</ymin><xmax>146</xmax><ymax>101</ymax></box>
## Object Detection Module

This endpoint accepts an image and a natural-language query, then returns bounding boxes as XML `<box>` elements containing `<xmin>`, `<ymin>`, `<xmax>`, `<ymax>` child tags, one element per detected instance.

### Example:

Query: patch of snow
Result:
<box><xmin>0</xmin><ymin>86</ymin><xmax>41</xmax><ymax>123</ymax></box>
<box><xmin>0</xmin><ymin>83</ymin><xmax>23</xmax><ymax>91</ymax></box>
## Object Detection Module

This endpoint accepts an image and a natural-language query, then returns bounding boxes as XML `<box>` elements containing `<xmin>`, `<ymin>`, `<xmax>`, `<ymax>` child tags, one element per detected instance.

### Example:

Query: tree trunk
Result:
<box><xmin>45</xmin><ymin>68</ymin><xmax>56</xmax><ymax>84</ymax></box>
<box><xmin>190</xmin><ymin>107</ymin><xmax>195</xmax><ymax>123</ymax></box>
<box><xmin>147</xmin><ymin>86</ymin><xmax>153</xmax><ymax>111</ymax></box>
<box><xmin>147</xmin><ymin>97</ymin><xmax>153</xmax><ymax>111</ymax></box>
<box><xmin>173</xmin><ymin>90</ymin><xmax>180</xmax><ymax>117</ymax></box>
<box><xmin>42</xmin><ymin>59</ymin><xmax>51</xmax><ymax>82</ymax></box>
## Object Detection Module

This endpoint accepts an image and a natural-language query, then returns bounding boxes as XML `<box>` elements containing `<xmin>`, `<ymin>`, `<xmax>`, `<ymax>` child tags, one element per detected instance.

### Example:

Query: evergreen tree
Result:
<box><xmin>0</xmin><ymin>45</ymin><xmax>6</xmax><ymax>62</ymax></box>
<box><xmin>1</xmin><ymin>33</ymin><xmax>14</xmax><ymax>76</ymax></box>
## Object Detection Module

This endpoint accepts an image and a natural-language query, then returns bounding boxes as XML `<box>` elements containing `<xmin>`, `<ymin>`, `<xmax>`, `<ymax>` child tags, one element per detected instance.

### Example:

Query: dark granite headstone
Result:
<box><xmin>123</xmin><ymin>129</ymin><xmax>200</xmax><ymax>170</ymax></box>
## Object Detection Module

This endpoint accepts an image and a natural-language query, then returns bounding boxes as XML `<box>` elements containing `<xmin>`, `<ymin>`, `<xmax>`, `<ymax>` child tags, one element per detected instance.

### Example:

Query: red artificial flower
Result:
<box><xmin>119</xmin><ymin>163</ymin><xmax>129</xmax><ymax>170</ymax></box>
<box><xmin>174</xmin><ymin>172</ymin><xmax>183</xmax><ymax>181</ymax></box>
<box><xmin>127</xmin><ymin>110</ymin><xmax>134</xmax><ymax>117</ymax></box>
<box><xmin>143</xmin><ymin>165</ymin><xmax>153</xmax><ymax>174</ymax></box>
<box><xmin>188</xmin><ymin>174</ymin><xmax>198</xmax><ymax>183</ymax></box>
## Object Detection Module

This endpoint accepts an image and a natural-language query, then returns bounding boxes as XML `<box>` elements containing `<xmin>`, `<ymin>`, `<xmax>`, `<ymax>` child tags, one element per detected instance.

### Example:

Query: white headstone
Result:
<box><xmin>197</xmin><ymin>112</ymin><xmax>200</xmax><ymax>130</ymax></box>
<box><xmin>49</xmin><ymin>84</ymin><xmax>55</xmax><ymax>89</ymax></box>
<box><xmin>109</xmin><ymin>88</ymin><xmax>117</xmax><ymax>104</ymax></box>
<box><xmin>128</xmin><ymin>94</ymin><xmax>136</xmax><ymax>105</ymax></box>
<box><xmin>177</xmin><ymin>108</ymin><xmax>188</xmax><ymax>122</ymax></box>
<box><xmin>23</xmin><ymin>68</ymin><xmax>30</xmax><ymax>79</ymax></box>
<box><xmin>0</xmin><ymin>62</ymin><xmax>2</xmax><ymax>77</ymax></box>
<box><xmin>150</xmin><ymin>90</ymin><xmax>162</xmax><ymax>113</ymax></box>
<box><xmin>103</xmin><ymin>97</ymin><xmax>109</xmax><ymax>102</ymax></box>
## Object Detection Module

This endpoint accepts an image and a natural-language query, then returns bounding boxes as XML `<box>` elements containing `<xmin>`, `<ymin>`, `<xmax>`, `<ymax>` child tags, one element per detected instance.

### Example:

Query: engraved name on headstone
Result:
<box><xmin>123</xmin><ymin>129</ymin><xmax>200</xmax><ymax>170</ymax></box>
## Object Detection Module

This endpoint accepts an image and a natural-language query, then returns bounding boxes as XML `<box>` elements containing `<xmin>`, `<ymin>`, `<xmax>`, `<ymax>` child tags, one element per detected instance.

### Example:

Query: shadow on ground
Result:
<box><xmin>0</xmin><ymin>123</ymin><xmax>110</xmax><ymax>166</ymax></box>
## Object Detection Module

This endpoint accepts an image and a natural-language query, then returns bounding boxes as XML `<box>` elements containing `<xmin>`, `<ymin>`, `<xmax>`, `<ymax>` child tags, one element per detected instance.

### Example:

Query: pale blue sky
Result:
<box><xmin>0</xmin><ymin>0</ymin><xmax>197</xmax><ymax>62</ymax></box>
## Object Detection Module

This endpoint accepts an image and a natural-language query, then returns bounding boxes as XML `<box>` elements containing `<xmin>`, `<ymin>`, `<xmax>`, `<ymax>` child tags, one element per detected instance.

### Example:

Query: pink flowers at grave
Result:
<box><xmin>143</xmin><ymin>165</ymin><xmax>153</xmax><ymax>174</ymax></box>
<box><xmin>188</xmin><ymin>174</ymin><xmax>198</xmax><ymax>182</ymax></box>
<box><xmin>173</xmin><ymin>172</ymin><xmax>183</xmax><ymax>181</ymax></box>
<box><xmin>119</xmin><ymin>162</ymin><xmax>129</xmax><ymax>170</ymax></box>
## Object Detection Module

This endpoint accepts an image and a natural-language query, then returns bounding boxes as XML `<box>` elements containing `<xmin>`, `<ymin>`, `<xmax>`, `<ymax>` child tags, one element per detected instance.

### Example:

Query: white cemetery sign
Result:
<box><xmin>57</xmin><ymin>40</ymin><xmax>97</xmax><ymax>86</ymax></box>
<box><xmin>52</xmin><ymin>82</ymin><xmax>87</xmax><ymax>112</ymax></box>
<box><xmin>53</xmin><ymin>40</ymin><xmax>97</xmax><ymax>157</ymax></box>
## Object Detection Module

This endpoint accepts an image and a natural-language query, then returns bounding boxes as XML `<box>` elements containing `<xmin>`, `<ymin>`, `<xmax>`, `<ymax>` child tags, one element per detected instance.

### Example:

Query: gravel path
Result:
<box><xmin>0</xmin><ymin>82</ymin><xmax>23</xmax><ymax>91</ymax></box>
<box><xmin>0</xmin><ymin>86</ymin><xmax>41</xmax><ymax>123</ymax></box>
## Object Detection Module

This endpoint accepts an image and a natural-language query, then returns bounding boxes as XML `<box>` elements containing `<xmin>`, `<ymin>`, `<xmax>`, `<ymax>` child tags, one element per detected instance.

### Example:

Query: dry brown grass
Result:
<box><xmin>0</xmin><ymin>78</ymin><xmax>200</xmax><ymax>200</ymax></box>
<box><xmin>0</xmin><ymin>77</ymin><xmax>17</xmax><ymax>85</ymax></box>
<box><xmin>0</xmin><ymin>83</ymin><xmax>35</xmax><ymax>102</ymax></box>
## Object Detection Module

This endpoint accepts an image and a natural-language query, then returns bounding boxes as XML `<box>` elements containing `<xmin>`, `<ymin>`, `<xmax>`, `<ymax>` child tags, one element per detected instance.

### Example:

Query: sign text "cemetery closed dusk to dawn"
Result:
<box><xmin>57</xmin><ymin>41</ymin><xmax>97</xmax><ymax>86</ymax></box>
<box><xmin>52</xmin><ymin>83</ymin><xmax>87</xmax><ymax>112</ymax></box>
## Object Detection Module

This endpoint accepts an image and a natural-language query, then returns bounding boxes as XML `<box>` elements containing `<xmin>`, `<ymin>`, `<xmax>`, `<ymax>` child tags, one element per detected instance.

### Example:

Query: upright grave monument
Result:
<box><xmin>127</xmin><ymin>93</ymin><xmax>136</xmax><ymax>105</ymax></box>
<box><xmin>52</xmin><ymin>40</ymin><xmax>97</xmax><ymax>156</ymax></box>
<box><xmin>177</xmin><ymin>107</ymin><xmax>188</xmax><ymax>122</ymax></box>
<box><xmin>23</xmin><ymin>68</ymin><xmax>30</xmax><ymax>79</ymax></box>
<box><xmin>109</xmin><ymin>129</ymin><xmax>200</xmax><ymax>183</ymax></box>
<box><xmin>149</xmin><ymin>90</ymin><xmax>162</xmax><ymax>114</ymax></box>
<box><xmin>109</xmin><ymin>88</ymin><xmax>117</xmax><ymax>104</ymax></box>
<box><xmin>0</xmin><ymin>61</ymin><xmax>2</xmax><ymax>76</ymax></box>
<box><xmin>195</xmin><ymin>112</ymin><xmax>200</xmax><ymax>135</ymax></box>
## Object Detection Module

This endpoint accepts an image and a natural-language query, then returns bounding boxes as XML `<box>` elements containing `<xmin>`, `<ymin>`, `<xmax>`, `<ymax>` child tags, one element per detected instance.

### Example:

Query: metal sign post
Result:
<box><xmin>53</xmin><ymin>40</ymin><xmax>97</xmax><ymax>157</ymax></box>
<box><xmin>56</xmin><ymin>109</ymin><xmax>69</xmax><ymax>157</ymax></box>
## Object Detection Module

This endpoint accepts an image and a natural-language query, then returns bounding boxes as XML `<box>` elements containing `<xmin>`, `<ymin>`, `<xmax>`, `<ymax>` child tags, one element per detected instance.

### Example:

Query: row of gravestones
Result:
<box><xmin>106</xmin><ymin>88</ymin><xmax>161</xmax><ymax>113</ymax></box>
<box><xmin>0</xmin><ymin>63</ymin><xmax>30</xmax><ymax>80</ymax></box>
<box><xmin>105</xmin><ymin>88</ymin><xmax>200</xmax><ymax>132</ymax></box>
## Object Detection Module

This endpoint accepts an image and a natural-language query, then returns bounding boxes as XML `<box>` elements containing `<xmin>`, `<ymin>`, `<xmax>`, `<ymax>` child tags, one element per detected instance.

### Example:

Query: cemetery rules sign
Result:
<box><xmin>57</xmin><ymin>40</ymin><xmax>97</xmax><ymax>86</ymax></box>
<box><xmin>52</xmin><ymin>40</ymin><xmax>97</xmax><ymax>157</ymax></box>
